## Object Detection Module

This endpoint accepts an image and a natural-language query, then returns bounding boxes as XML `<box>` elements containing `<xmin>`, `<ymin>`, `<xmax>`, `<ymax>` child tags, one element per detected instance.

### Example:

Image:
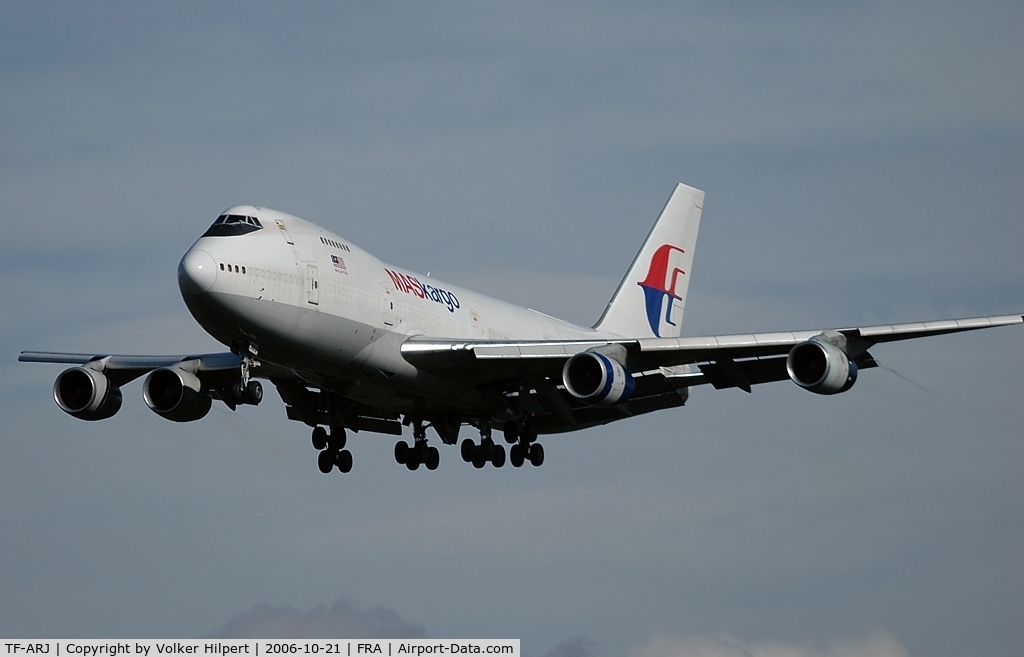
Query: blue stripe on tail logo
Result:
<box><xmin>637</xmin><ymin>244</ymin><xmax>686</xmax><ymax>337</ymax></box>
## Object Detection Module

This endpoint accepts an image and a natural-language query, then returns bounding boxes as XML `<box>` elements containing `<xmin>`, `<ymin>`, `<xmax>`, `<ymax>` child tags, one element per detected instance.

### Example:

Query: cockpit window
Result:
<box><xmin>202</xmin><ymin>214</ymin><xmax>263</xmax><ymax>237</ymax></box>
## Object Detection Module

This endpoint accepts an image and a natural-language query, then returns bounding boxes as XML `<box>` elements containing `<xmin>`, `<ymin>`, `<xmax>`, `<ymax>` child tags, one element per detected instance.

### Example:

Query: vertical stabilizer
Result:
<box><xmin>593</xmin><ymin>183</ymin><xmax>704</xmax><ymax>338</ymax></box>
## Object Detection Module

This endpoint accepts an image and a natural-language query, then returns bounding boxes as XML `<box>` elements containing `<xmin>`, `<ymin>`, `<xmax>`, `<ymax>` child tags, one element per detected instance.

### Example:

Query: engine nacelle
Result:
<box><xmin>786</xmin><ymin>337</ymin><xmax>857</xmax><ymax>395</ymax></box>
<box><xmin>53</xmin><ymin>367</ymin><xmax>122</xmax><ymax>421</ymax></box>
<box><xmin>562</xmin><ymin>350</ymin><xmax>635</xmax><ymax>406</ymax></box>
<box><xmin>143</xmin><ymin>367</ymin><xmax>212</xmax><ymax>422</ymax></box>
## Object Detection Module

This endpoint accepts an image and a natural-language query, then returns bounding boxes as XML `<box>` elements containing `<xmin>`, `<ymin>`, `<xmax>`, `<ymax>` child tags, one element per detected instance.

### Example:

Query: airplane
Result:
<box><xmin>20</xmin><ymin>183</ymin><xmax>1023</xmax><ymax>474</ymax></box>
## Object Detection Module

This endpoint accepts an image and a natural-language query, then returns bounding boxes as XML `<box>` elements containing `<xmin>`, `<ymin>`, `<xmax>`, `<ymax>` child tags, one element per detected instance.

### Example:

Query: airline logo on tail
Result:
<box><xmin>637</xmin><ymin>244</ymin><xmax>686</xmax><ymax>337</ymax></box>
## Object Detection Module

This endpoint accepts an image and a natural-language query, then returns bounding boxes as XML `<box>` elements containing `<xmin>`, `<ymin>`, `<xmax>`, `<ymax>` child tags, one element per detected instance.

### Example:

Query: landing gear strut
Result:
<box><xmin>314</xmin><ymin>426</ymin><xmax>352</xmax><ymax>474</ymax></box>
<box><xmin>394</xmin><ymin>422</ymin><xmax>439</xmax><ymax>471</ymax></box>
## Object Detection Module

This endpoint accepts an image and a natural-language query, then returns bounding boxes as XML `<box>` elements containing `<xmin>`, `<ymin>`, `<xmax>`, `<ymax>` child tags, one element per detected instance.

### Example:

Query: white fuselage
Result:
<box><xmin>177</xmin><ymin>206</ymin><xmax>611</xmax><ymax>413</ymax></box>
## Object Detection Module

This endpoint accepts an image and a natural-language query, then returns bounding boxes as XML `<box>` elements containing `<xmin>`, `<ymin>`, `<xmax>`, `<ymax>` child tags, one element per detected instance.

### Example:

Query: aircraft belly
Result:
<box><xmin>184</xmin><ymin>291</ymin><xmax>375</xmax><ymax>372</ymax></box>
<box><xmin>185</xmin><ymin>291</ymin><xmax>486</xmax><ymax>416</ymax></box>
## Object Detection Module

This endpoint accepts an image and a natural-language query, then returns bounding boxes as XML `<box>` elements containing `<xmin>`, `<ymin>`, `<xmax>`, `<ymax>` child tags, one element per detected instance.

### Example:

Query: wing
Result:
<box><xmin>18</xmin><ymin>349</ymin><xmax>309</xmax><ymax>420</ymax></box>
<box><xmin>18</xmin><ymin>351</ymin><xmax>245</xmax><ymax>386</ymax></box>
<box><xmin>631</xmin><ymin>313</ymin><xmax>1024</xmax><ymax>385</ymax></box>
<box><xmin>402</xmin><ymin>314</ymin><xmax>1023</xmax><ymax>429</ymax></box>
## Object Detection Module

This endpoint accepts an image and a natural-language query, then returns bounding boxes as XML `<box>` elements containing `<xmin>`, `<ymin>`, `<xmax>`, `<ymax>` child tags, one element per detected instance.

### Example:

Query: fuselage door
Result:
<box><xmin>381</xmin><ymin>286</ymin><xmax>395</xmax><ymax>327</ymax></box>
<box><xmin>275</xmin><ymin>219</ymin><xmax>295</xmax><ymax>245</ymax></box>
<box><xmin>306</xmin><ymin>264</ymin><xmax>319</xmax><ymax>306</ymax></box>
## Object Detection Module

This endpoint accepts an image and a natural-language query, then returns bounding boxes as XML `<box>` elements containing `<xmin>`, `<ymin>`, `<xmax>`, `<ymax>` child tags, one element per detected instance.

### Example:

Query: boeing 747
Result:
<box><xmin>21</xmin><ymin>184</ymin><xmax>1023</xmax><ymax>473</ymax></box>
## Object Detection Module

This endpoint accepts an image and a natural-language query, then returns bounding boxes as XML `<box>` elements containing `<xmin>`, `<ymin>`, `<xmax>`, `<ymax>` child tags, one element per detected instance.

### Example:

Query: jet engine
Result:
<box><xmin>786</xmin><ymin>337</ymin><xmax>857</xmax><ymax>395</ymax></box>
<box><xmin>562</xmin><ymin>350</ymin><xmax>635</xmax><ymax>406</ymax></box>
<box><xmin>53</xmin><ymin>367</ymin><xmax>123</xmax><ymax>420</ymax></box>
<box><xmin>143</xmin><ymin>367</ymin><xmax>212</xmax><ymax>422</ymax></box>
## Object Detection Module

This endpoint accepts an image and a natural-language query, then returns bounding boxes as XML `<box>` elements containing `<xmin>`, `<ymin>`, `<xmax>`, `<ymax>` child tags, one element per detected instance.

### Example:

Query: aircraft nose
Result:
<box><xmin>178</xmin><ymin>248</ymin><xmax>218</xmax><ymax>294</ymax></box>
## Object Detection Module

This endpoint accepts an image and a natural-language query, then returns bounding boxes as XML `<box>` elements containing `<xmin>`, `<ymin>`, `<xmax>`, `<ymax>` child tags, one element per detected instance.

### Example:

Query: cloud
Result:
<box><xmin>628</xmin><ymin>633</ymin><xmax>909</xmax><ymax>657</ymax></box>
<box><xmin>205</xmin><ymin>599</ymin><xmax>427</xmax><ymax>639</ymax></box>
<box><xmin>540</xmin><ymin>638</ymin><xmax>599</xmax><ymax>657</ymax></box>
<box><xmin>2</xmin><ymin>3</ymin><xmax>1022</xmax><ymax>654</ymax></box>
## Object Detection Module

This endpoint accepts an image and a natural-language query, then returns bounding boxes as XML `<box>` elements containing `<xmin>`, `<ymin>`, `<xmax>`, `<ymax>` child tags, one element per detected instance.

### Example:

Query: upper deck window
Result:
<box><xmin>202</xmin><ymin>214</ymin><xmax>263</xmax><ymax>237</ymax></box>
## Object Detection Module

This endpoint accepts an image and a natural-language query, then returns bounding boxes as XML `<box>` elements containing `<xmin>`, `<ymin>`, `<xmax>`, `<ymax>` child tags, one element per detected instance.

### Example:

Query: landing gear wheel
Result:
<box><xmin>426</xmin><ymin>446</ymin><xmax>440</xmax><ymax>471</ymax></box>
<box><xmin>406</xmin><ymin>452</ymin><xmax>421</xmax><ymax>470</ymax></box>
<box><xmin>336</xmin><ymin>449</ymin><xmax>353</xmax><ymax>473</ymax></box>
<box><xmin>502</xmin><ymin>420</ymin><xmax>519</xmax><ymax>444</ymax></box>
<box><xmin>491</xmin><ymin>444</ymin><xmax>506</xmax><ymax>468</ymax></box>
<box><xmin>329</xmin><ymin>427</ymin><xmax>347</xmax><ymax>450</ymax></box>
<box><xmin>244</xmin><ymin>380</ymin><xmax>263</xmax><ymax>405</ymax></box>
<box><xmin>394</xmin><ymin>441</ymin><xmax>409</xmax><ymax>464</ymax></box>
<box><xmin>528</xmin><ymin>443</ymin><xmax>545</xmax><ymax>467</ymax></box>
<box><xmin>471</xmin><ymin>447</ymin><xmax>487</xmax><ymax>469</ymax></box>
<box><xmin>312</xmin><ymin>426</ymin><xmax>328</xmax><ymax>451</ymax></box>
<box><xmin>510</xmin><ymin>443</ymin><xmax>525</xmax><ymax>467</ymax></box>
<box><xmin>461</xmin><ymin>439</ymin><xmax>476</xmax><ymax>463</ymax></box>
<box><xmin>317</xmin><ymin>449</ymin><xmax>335</xmax><ymax>473</ymax></box>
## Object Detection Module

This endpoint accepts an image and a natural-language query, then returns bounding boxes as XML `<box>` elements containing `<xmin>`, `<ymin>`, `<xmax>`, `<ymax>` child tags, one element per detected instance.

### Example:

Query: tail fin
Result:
<box><xmin>593</xmin><ymin>183</ymin><xmax>704</xmax><ymax>338</ymax></box>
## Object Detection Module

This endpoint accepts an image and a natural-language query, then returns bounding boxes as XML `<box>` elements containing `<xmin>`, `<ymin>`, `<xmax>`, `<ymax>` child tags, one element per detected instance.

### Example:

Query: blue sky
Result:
<box><xmin>1</xmin><ymin>4</ymin><xmax>1022</xmax><ymax>657</ymax></box>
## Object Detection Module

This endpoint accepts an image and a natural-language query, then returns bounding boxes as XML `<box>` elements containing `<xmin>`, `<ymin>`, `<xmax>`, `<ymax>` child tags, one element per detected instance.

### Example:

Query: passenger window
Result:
<box><xmin>241</xmin><ymin>266</ymin><xmax>246</xmax><ymax>274</ymax></box>
<box><xmin>219</xmin><ymin>263</ymin><xmax>224</xmax><ymax>271</ymax></box>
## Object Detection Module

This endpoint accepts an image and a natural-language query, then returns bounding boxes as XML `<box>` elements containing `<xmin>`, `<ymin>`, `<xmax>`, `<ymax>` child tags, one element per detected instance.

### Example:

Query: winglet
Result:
<box><xmin>593</xmin><ymin>183</ymin><xmax>704</xmax><ymax>338</ymax></box>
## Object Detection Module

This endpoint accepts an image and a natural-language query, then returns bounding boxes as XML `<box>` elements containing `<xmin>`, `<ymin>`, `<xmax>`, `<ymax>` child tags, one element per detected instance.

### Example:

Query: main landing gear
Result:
<box><xmin>503</xmin><ymin>419</ymin><xmax>544</xmax><ymax>468</ymax></box>
<box><xmin>393</xmin><ymin>422</ymin><xmax>440</xmax><ymax>471</ymax></box>
<box><xmin>313</xmin><ymin>426</ymin><xmax>353</xmax><ymax>474</ymax></box>
<box><xmin>458</xmin><ymin>420</ymin><xmax>543</xmax><ymax>469</ymax></box>
<box><xmin>460</xmin><ymin>426</ymin><xmax>506</xmax><ymax>469</ymax></box>
<box><xmin>389</xmin><ymin>418</ymin><xmax>545</xmax><ymax>472</ymax></box>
